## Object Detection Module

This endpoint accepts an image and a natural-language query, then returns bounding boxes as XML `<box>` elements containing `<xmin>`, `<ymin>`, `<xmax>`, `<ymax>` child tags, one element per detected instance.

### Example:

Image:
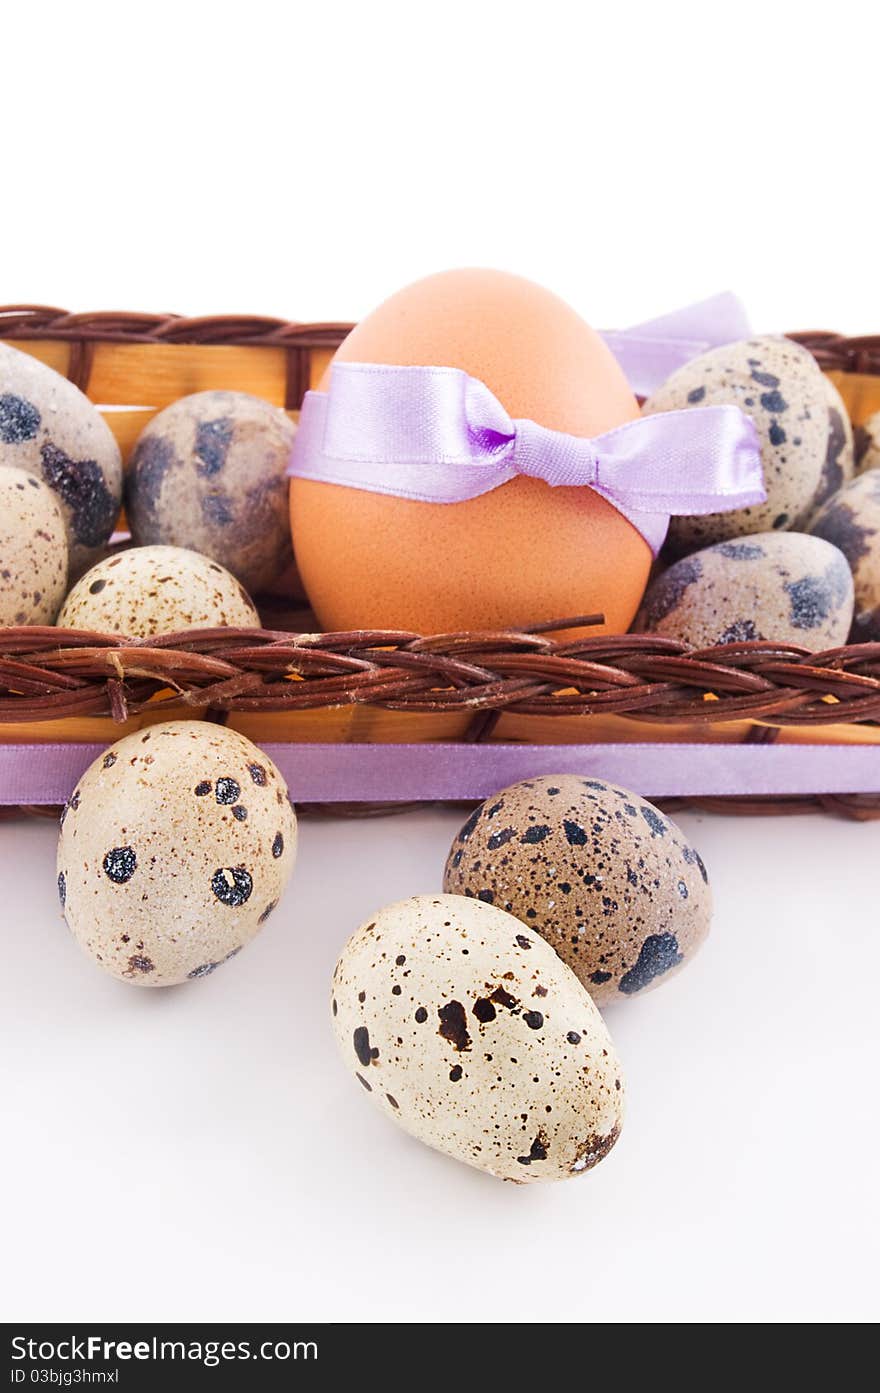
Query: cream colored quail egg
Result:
<box><xmin>643</xmin><ymin>336</ymin><xmax>829</xmax><ymax>548</ymax></box>
<box><xmin>0</xmin><ymin>342</ymin><xmax>122</xmax><ymax>573</ymax></box>
<box><xmin>331</xmin><ymin>894</ymin><xmax>624</xmax><ymax>1183</ymax></box>
<box><xmin>0</xmin><ymin>464</ymin><xmax>68</xmax><ymax>624</ymax></box>
<box><xmin>443</xmin><ymin>776</ymin><xmax>711</xmax><ymax>1005</ymax></box>
<box><xmin>636</xmin><ymin>531</ymin><xmax>853</xmax><ymax>651</ymax></box>
<box><xmin>56</xmin><ymin>544</ymin><xmax>260</xmax><ymax>636</ymax></box>
<box><xmin>56</xmin><ymin>720</ymin><xmax>297</xmax><ymax>986</ymax></box>
<box><xmin>127</xmin><ymin>391</ymin><xmax>296</xmax><ymax>592</ymax></box>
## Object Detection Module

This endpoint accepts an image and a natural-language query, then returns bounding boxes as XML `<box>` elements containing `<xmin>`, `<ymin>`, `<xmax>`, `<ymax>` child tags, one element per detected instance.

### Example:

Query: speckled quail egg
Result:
<box><xmin>0</xmin><ymin>342</ymin><xmax>122</xmax><ymax>573</ymax></box>
<box><xmin>56</xmin><ymin>544</ymin><xmax>260</xmax><ymax>636</ymax></box>
<box><xmin>443</xmin><ymin>777</ymin><xmax>710</xmax><ymax>1006</ymax></box>
<box><xmin>331</xmin><ymin>894</ymin><xmax>624</xmax><ymax>1183</ymax></box>
<box><xmin>808</xmin><ymin>471</ymin><xmax>880</xmax><ymax>640</ymax></box>
<box><xmin>854</xmin><ymin>410</ymin><xmax>880</xmax><ymax>475</ymax></box>
<box><xmin>56</xmin><ymin>721</ymin><xmax>297</xmax><ymax>986</ymax></box>
<box><xmin>127</xmin><ymin>391</ymin><xmax>297</xmax><ymax>593</ymax></box>
<box><xmin>812</xmin><ymin>375</ymin><xmax>854</xmax><ymax>509</ymax></box>
<box><xmin>0</xmin><ymin>465</ymin><xmax>69</xmax><ymax>624</ymax></box>
<box><xmin>635</xmin><ymin>531</ymin><xmax>853</xmax><ymax>651</ymax></box>
<box><xmin>643</xmin><ymin>336</ymin><xmax>828</xmax><ymax>549</ymax></box>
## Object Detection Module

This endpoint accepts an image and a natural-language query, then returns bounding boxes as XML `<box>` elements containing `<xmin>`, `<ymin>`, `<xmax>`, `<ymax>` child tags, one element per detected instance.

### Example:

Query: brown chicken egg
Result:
<box><xmin>290</xmin><ymin>269</ymin><xmax>646</xmax><ymax>635</ymax></box>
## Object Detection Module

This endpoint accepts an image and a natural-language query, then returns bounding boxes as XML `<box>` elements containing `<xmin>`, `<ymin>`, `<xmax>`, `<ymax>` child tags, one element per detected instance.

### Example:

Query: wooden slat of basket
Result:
<box><xmin>100</xmin><ymin>409</ymin><xmax>175</xmax><ymax>465</ymax></box>
<box><xmin>0</xmin><ymin>308</ymin><xmax>348</xmax><ymax>411</ymax></box>
<box><xmin>3</xmin><ymin>340</ymin><xmax>336</xmax><ymax>415</ymax></box>
<box><xmin>825</xmin><ymin>370</ymin><xmax>880</xmax><ymax>428</ymax></box>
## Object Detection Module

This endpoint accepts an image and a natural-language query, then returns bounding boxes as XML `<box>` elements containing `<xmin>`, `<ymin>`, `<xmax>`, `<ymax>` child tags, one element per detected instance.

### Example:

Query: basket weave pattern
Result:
<box><xmin>0</xmin><ymin>622</ymin><xmax>878</xmax><ymax>728</ymax></box>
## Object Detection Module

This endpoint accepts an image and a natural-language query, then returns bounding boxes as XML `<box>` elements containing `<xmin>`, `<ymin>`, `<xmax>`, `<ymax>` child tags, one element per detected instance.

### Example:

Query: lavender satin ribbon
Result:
<box><xmin>289</xmin><ymin>363</ymin><xmax>765</xmax><ymax>555</ymax></box>
<box><xmin>601</xmin><ymin>291</ymin><xmax>752</xmax><ymax>397</ymax></box>
<box><xmin>1</xmin><ymin>743</ymin><xmax>876</xmax><ymax>805</ymax></box>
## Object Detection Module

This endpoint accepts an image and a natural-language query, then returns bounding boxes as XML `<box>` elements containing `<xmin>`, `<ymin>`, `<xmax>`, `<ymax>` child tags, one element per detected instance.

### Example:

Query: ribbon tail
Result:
<box><xmin>601</xmin><ymin>292</ymin><xmax>752</xmax><ymax>397</ymax></box>
<box><xmin>625</xmin><ymin>291</ymin><xmax>752</xmax><ymax>347</ymax></box>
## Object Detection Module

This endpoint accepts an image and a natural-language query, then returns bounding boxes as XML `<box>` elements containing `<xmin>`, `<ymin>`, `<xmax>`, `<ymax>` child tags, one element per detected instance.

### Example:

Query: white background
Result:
<box><xmin>2</xmin><ymin>0</ymin><xmax>879</xmax><ymax>1325</ymax></box>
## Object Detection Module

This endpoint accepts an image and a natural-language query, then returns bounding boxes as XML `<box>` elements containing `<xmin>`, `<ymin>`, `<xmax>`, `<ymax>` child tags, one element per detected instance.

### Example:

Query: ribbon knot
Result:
<box><xmin>511</xmin><ymin>416</ymin><xmax>598</xmax><ymax>488</ymax></box>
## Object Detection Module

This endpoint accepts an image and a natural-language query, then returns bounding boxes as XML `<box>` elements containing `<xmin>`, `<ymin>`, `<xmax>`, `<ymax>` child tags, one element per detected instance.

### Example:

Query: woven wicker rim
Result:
<box><xmin>0</xmin><ymin>620</ymin><xmax>877</xmax><ymax>727</ymax></box>
<box><xmin>3</xmin><ymin>306</ymin><xmax>877</xmax><ymax>369</ymax></box>
<box><xmin>3</xmin><ymin>308</ymin><xmax>878</xmax><ymax>403</ymax></box>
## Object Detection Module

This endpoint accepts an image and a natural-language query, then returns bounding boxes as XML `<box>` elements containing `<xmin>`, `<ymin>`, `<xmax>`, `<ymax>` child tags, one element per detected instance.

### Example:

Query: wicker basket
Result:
<box><xmin>2</xmin><ymin>305</ymin><xmax>879</xmax><ymax>819</ymax></box>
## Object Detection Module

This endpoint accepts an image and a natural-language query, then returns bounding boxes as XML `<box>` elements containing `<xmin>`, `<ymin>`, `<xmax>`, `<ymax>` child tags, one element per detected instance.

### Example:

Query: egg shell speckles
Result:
<box><xmin>442</xmin><ymin>777</ymin><xmax>710</xmax><ymax>1006</ymax></box>
<box><xmin>808</xmin><ymin>471</ymin><xmax>880</xmax><ymax>641</ymax></box>
<box><xmin>0</xmin><ymin>342</ymin><xmax>122</xmax><ymax>573</ymax></box>
<box><xmin>0</xmin><ymin>465</ymin><xmax>69</xmax><ymax>624</ymax></box>
<box><xmin>56</xmin><ymin>544</ymin><xmax>260</xmax><ymax>637</ymax></box>
<box><xmin>635</xmin><ymin>531</ymin><xmax>854</xmax><ymax>652</ymax></box>
<box><xmin>811</xmin><ymin>375</ymin><xmax>854</xmax><ymax>510</ymax></box>
<box><xmin>854</xmin><ymin>410</ymin><xmax>880</xmax><ymax>476</ymax></box>
<box><xmin>127</xmin><ymin>391</ymin><xmax>297</xmax><ymax>593</ymax></box>
<box><xmin>331</xmin><ymin>894</ymin><xmax>624</xmax><ymax>1184</ymax></box>
<box><xmin>644</xmin><ymin>336</ymin><xmax>828</xmax><ymax>548</ymax></box>
<box><xmin>56</xmin><ymin>721</ymin><xmax>297</xmax><ymax>986</ymax></box>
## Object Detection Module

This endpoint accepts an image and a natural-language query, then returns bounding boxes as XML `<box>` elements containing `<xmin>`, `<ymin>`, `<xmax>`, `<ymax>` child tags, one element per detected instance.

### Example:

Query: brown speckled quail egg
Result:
<box><xmin>0</xmin><ymin>342</ymin><xmax>122</xmax><ymax>574</ymax></box>
<box><xmin>0</xmin><ymin>465</ymin><xmax>69</xmax><ymax>624</ymax></box>
<box><xmin>854</xmin><ymin>410</ymin><xmax>880</xmax><ymax>475</ymax></box>
<box><xmin>56</xmin><ymin>720</ymin><xmax>297</xmax><ymax>986</ymax></box>
<box><xmin>808</xmin><ymin>472</ymin><xmax>880</xmax><ymax>640</ymax></box>
<box><xmin>812</xmin><ymin>375</ymin><xmax>854</xmax><ymax>509</ymax></box>
<box><xmin>127</xmin><ymin>391</ymin><xmax>297</xmax><ymax>593</ymax></box>
<box><xmin>635</xmin><ymin>531</ymin><xmax>854</xmax><ymax>651</ymax></box>
<box><xmin>331</xmin><ymin>894</ymin><xmax>624</xmax><ymax>1184</ymax></box>
<box><xmin>443</xmin><ymin>777</ymin><xmax>710</xmax><ymax>1006</ymax></box>
<box><xmin>643</xmin><ymin>336</ymin><xmax>828</xmax><ymax>549</ymax></box>
<box><xmin>56</xmin><ymin>544</ymin><xmax>260</xmax><ymax>636</ymax></box>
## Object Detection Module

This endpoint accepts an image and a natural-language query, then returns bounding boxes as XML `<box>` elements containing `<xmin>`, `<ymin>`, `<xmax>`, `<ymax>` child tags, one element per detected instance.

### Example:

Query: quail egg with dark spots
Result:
<box><xmin>56</xmin><ymin>543</ymin><xmax>260</xmax><ymax>636</ymax></box>
<box><xmin>443</xmin><ymin>777</ymin><xmax>710</xmax><ymax>1006</ymax></box>
<box><xmin>56</xmin><ymin>720</ymin><xmax>297</xmax><ymax>986</ymax></box>
<box><xmin>331</xmin><ymin>894</ymin><xmax>624</xmax><ymax>1183</ymax></box>
<box><xmin>808</xmin><ymin>471</ymin><xmax>880</xmax><ymax>640</ymax></box>
<box><xmin>635</xmin><ymin>531</ymin><xmax>853</xmax><ymax>651</ymax></box>
<box><xmin>126</xmin><ymin>391</ymin><xmax>297</xmax><ymax>593</ymax></box>
<box><xmin>0</xmin><ymin>465</ymin><xmax>69</xmax><ymax>624</ymax></box>
<box><xmin>0</xmin><ymin>342</ymin><xmax>122</xmax><ymax>574</ymax></box>
<box><xmin>812</xmin><ymin>375</ymin><xmax>854</xmax><ymax>509</ymax></box>
<box><xmin>643</xmin><ymin>336</ymin><xmax>829</xmax><ymax>549</ymax></box>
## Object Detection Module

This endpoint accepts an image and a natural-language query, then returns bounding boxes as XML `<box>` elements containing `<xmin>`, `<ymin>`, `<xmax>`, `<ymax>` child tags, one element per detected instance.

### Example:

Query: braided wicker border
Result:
<box><xmin>787</xmin><ymin>330</ymin><xmax>880</xmax><ymax>375</ymax></box>
<box><xmin>2</xmin><ymin>310</ymin><xmax>879</xmax><ymax>816</ymax></box>
<box><xmin>0</xmin><ymin>619</ymin><xmax>877</xmax><ymax>726</ymax></box>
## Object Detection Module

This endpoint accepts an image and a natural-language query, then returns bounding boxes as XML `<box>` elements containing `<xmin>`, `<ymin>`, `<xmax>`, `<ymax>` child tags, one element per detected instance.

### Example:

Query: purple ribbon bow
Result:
<box><xmin>289</xmin><ymin>362</ymin><xmax>765</xmax><ymax>555</ymax></box>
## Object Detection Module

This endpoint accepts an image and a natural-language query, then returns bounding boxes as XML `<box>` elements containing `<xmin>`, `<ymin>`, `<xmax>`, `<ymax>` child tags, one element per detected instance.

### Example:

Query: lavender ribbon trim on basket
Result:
<box><xmin>1</xmin><ymin>743</ymin><xmax>878</xmax><ymax>806</ymax></box>
<box><xmin>288</xmin><ymin>365</ymin><xmax>765</xmax><ymax>556</ymax></box>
